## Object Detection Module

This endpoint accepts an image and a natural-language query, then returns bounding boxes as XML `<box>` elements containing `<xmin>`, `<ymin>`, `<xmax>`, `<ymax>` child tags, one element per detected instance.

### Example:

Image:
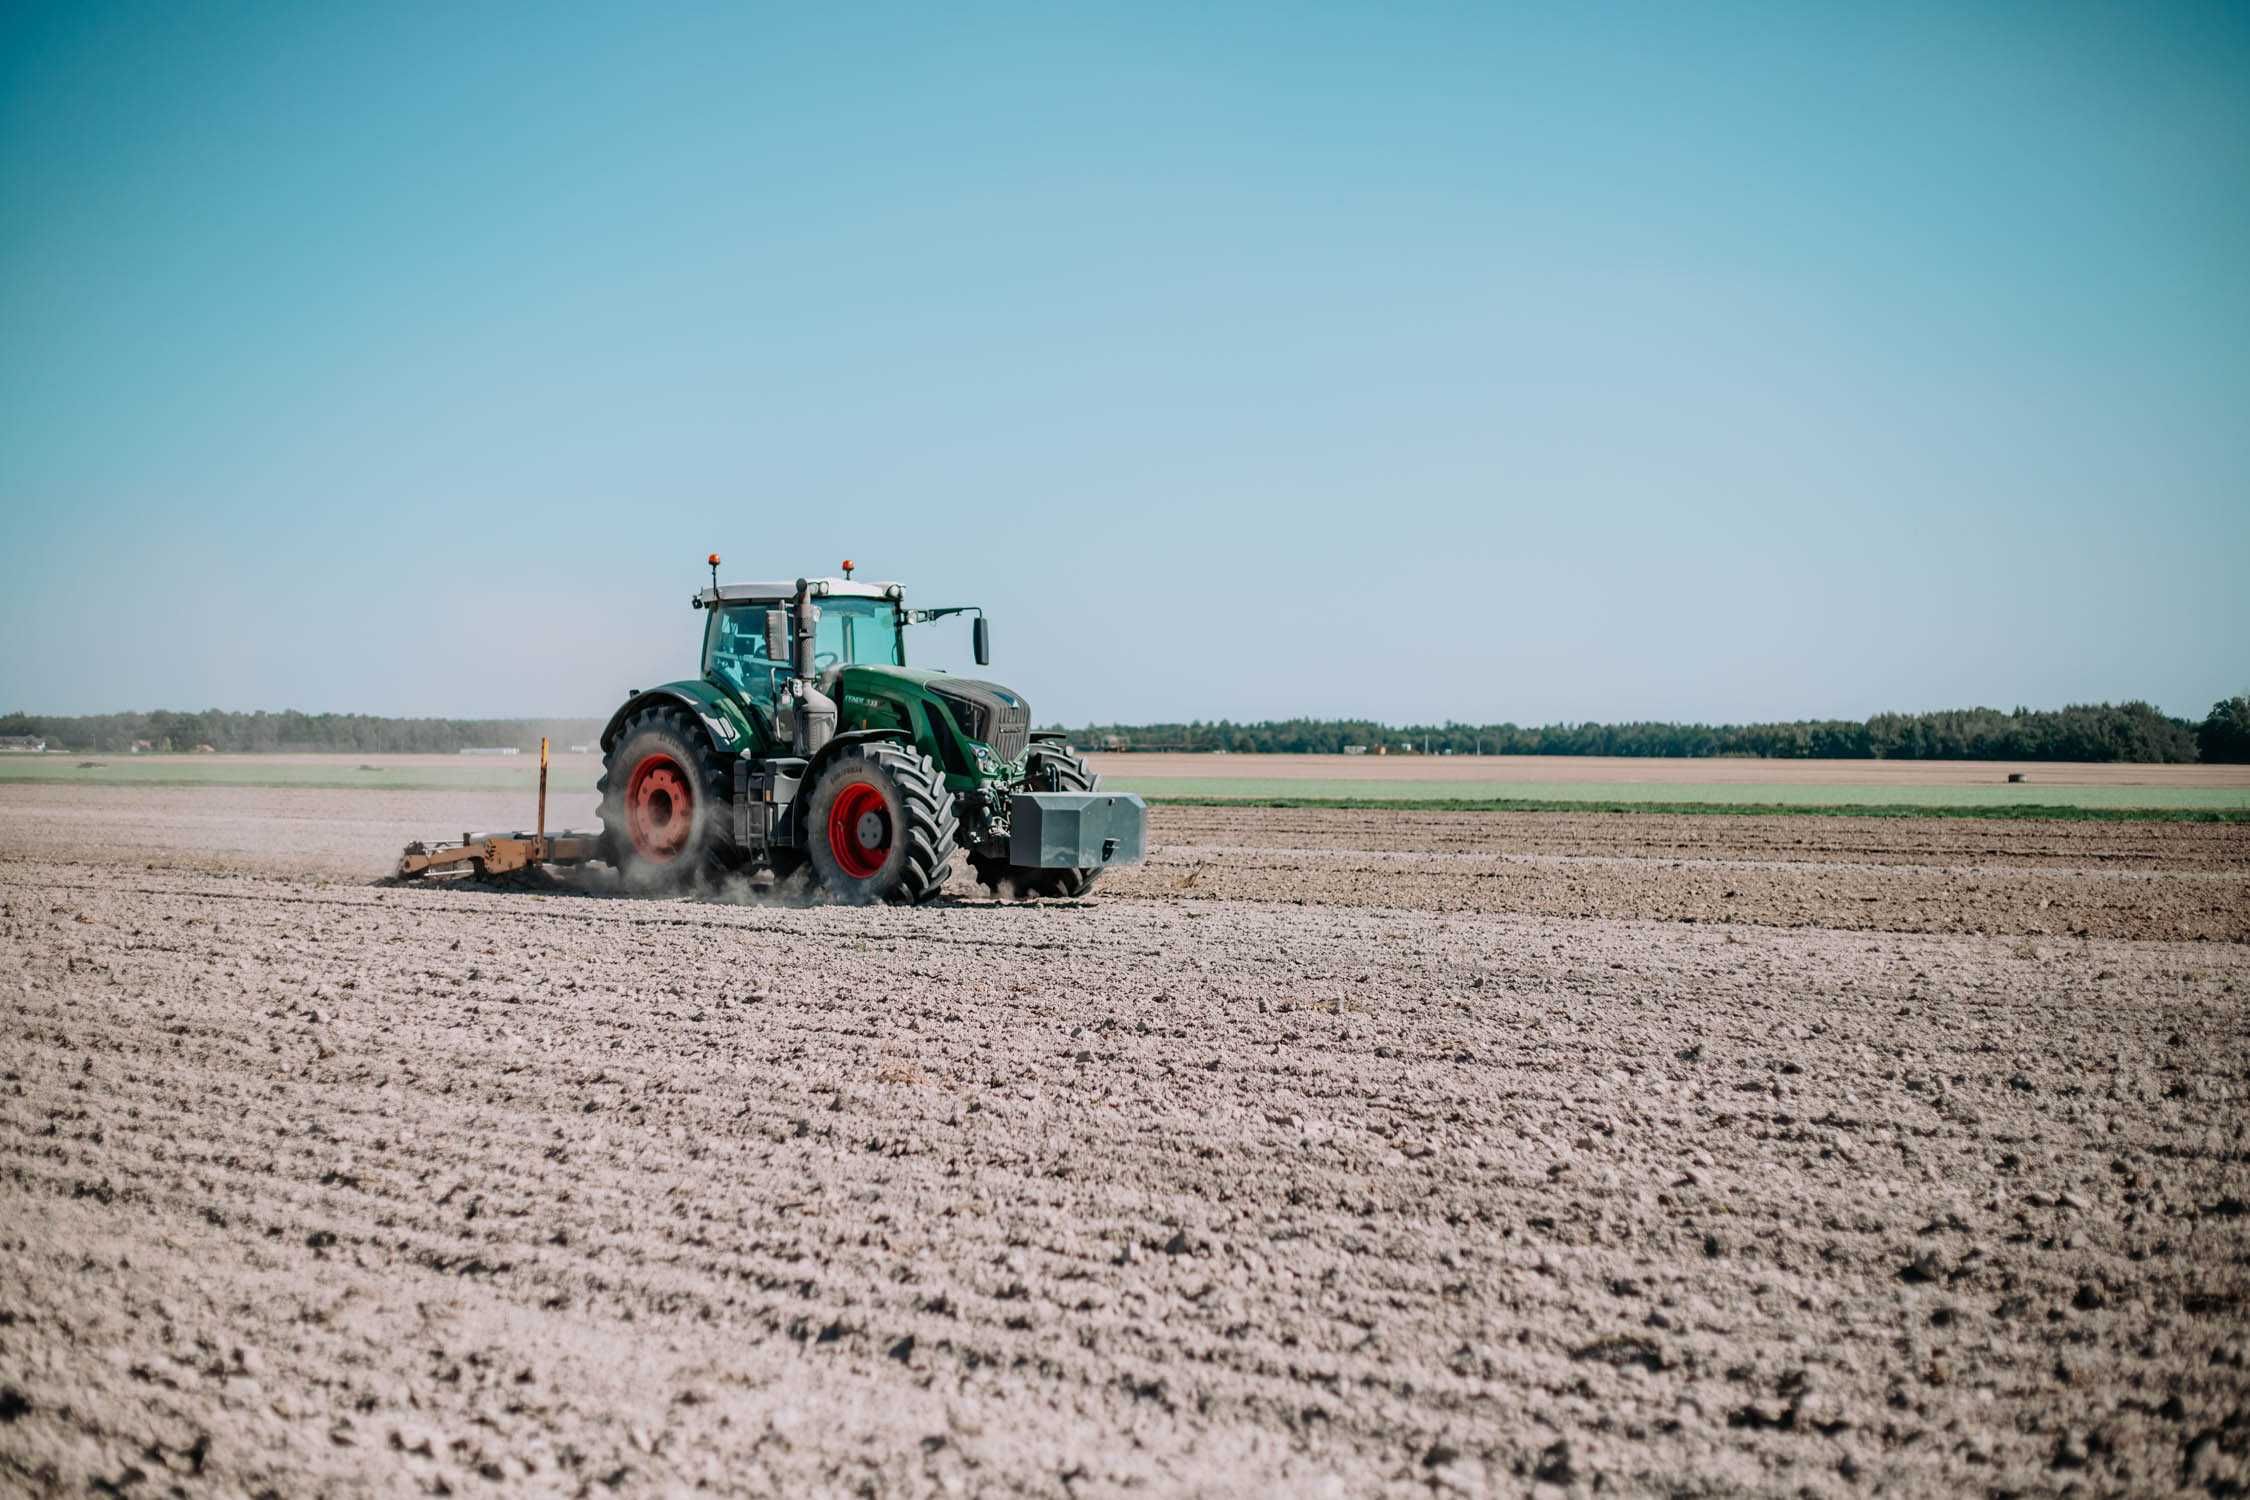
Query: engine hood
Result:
<box><xmin>834</xmin><ymin>666</ymin><xmax>1032</xmax><ymax>762</ymax></box>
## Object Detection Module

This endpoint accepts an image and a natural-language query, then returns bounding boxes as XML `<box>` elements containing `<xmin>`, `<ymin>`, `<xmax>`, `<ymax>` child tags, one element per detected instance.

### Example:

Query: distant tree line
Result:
<box><xmin>6</xmin><ymin>697</ymin><xmax>2245</xmax><ymax>762</ymax></box>
<box><xmin>0</xmin><ymin>709</ymin><xmax>605</xmax><ymax>755</ymax></box>
<box><xmin>1061</xmin><ymin>699</ymin><xmax>2250</xmax><ymax>764</ymax></box>
<box><xmin>2203</xmin><ymin>696</ymin><xmax>2250</xmax><ymax>764</ymax></box>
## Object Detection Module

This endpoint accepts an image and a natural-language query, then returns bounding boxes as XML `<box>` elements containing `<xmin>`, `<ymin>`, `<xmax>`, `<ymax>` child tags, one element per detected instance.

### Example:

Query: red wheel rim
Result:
<box><xmin>625</xmin><ymin>752</ymin><xmax>694</xmax><ymax>861</ymax></box>
<box><xmin>827</xmin><ymin>780</ymin><xmax>892</xmax><ymax>879</ymax></box>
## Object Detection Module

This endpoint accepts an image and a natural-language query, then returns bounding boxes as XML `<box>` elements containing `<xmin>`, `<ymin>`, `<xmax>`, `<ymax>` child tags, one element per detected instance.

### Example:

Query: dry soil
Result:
<box><xmin>1</xmin><ymin>782</ymin><xmax>2245</xmax><ymax>1498</ymax></box>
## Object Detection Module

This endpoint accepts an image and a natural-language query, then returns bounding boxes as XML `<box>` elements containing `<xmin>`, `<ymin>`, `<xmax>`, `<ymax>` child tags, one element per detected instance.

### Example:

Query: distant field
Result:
<box><xmin>1085</xmin><ymin>751</ymin><xmax>2250</xmax><ymax>789</ymax></box>
<box><xmin>1087</xmin><ymin>751</ymin><xmax>2250</xmax><ymax>813</ymax></box>
<box><xmin>1100</xmin><ymin>780</ymin><xmax>2250</xmax><ymax>814</ymax></box>
<box><xmin>0</xmin><ymin>752</ymin><xmax>603</xmax><ymax>793</ymax></box>
<box><xmin>3</xmin><ymin>750</ymin><xmax>2246</xmax><ymax>815</ymax></box>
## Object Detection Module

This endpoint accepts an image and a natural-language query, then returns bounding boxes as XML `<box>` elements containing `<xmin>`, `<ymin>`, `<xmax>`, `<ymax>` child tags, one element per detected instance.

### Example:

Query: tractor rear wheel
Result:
<box><xmin>803</xmin><ymin>742</ymin><xmax>957</xmax><ymax>905</ymax></box>
<box><xmin>599</xmin><ymin>704</ymin><xmax>739</xmax><ymax>893</ymax></box>
<box><xmin>972</xmin><ymin>744</ymin><xmax>1105</xmax><ymax>899</ymax></box>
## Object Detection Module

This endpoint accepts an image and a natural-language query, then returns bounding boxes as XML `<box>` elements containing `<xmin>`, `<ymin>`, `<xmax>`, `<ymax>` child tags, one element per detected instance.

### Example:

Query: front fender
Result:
<box><xmin>804</xmin><ymin>727</ymin><xmax>915</xmax><ymax>787</ymax></box>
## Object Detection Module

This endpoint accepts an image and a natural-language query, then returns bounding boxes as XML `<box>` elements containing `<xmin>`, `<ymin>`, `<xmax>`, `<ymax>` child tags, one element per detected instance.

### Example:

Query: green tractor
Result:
<box><xmin>595</xmin><ymin>557</ymin><xmax>1146</xmax><ymax>904</ymax></box>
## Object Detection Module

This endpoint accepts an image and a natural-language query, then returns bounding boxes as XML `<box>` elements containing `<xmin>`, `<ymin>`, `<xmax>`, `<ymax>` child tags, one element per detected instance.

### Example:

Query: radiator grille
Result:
<box><xmin>937</xmin><ymin>682</ymin><xmax>1031</xmax><ymax>762</ymax></box>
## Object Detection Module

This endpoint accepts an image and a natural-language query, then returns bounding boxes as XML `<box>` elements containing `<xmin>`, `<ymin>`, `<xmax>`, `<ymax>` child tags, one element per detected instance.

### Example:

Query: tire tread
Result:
<box><xmin>598</xmin><ymin>704</ymin><xmax>739</xmax><ymax>891</ymax></box>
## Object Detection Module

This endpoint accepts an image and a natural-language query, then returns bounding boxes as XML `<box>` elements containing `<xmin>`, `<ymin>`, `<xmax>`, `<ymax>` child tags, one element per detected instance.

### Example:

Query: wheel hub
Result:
<box><xmin>828</xmin><ymin>781</ymin><xmax>892</xmax><ymax>879</ymax></box>
<box><xmin>625</xmin><ymin>753</ymin><xmax>694</xmax><ymax>861</ymax></box>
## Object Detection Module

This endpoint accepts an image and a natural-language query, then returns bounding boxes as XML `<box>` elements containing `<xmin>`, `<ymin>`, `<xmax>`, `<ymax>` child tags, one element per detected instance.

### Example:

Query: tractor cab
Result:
<box><xmin>694</xmin><ymin>571</ymin><xmax>994</xmax><ymax>752</ymax></box>
<box><xmin>698</xmin><ymin>577</ymin><xmax>906</xmax><ymax>721</ymax></box>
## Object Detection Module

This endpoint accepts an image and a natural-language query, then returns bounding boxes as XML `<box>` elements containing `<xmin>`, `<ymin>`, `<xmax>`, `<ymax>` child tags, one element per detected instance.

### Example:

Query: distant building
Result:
<box><xmin>459</xmin><ymin>747</ymin><xmax>521</xmax><ymax>756</ymax></box>
<box><xmin>0</xmin><ymin>735</ymin><xmax>45</xmax><ymax>753</ymax></box>
<box><xmin>1342</xmin><ymin>745</ymin><xmax>1367</xmax><ymax>755</ymax></box>
<box><xmin>567</xmin><ymin>744</ymin><xmax>593</xmax><ymax>755</ymax></box>
<box><xmin>130</xmin><ymin>740</ymin><xmax>155</xmax><ymax>754</ymax></box>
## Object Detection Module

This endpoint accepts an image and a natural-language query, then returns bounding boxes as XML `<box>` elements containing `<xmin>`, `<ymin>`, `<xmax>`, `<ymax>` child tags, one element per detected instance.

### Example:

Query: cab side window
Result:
<box><xmin>707</xmin><ymin>607</ymin><xmax>784</xmax><ymax>710</ymax></box>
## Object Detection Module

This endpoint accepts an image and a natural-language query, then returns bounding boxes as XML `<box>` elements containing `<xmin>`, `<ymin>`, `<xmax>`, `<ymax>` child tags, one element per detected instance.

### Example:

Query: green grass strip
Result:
<box><xmin>1144</xmin><ymin>794</ymin><xmax>2250</xmax><ymax>823</ymax></box>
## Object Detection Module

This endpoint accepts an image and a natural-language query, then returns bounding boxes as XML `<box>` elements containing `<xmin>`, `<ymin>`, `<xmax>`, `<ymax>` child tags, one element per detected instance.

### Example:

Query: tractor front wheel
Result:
<box><xmin>803</xmin><ymin>742</ymin><xmax>957</xmax><ymax>905</ymax></box>
<box><xmin>599</xmin><ymin>705</ymin><xmax>739</xmax><ymax>893</ymax></box>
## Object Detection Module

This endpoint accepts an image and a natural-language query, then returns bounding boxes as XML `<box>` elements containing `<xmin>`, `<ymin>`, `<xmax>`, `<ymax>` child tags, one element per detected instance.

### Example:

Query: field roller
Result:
<box><xmin>397</xmin><ymin>557</ymin><xmax>1147</xmax><ymax>903</ymax></box>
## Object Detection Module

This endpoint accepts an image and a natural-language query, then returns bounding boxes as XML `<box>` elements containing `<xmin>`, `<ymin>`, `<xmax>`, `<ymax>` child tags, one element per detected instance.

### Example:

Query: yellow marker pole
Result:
<box><xmin>537</xmin><ymin>737</ymin><xmax>549</xmax><ymax>857</ymax></box>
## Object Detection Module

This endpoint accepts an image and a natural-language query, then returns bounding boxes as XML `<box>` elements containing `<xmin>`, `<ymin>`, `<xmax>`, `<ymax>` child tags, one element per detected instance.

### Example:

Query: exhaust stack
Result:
<box><xmin>784</xmin><ymin>577</ymin><xmax>837</xmax><ymax>756</ymax></box>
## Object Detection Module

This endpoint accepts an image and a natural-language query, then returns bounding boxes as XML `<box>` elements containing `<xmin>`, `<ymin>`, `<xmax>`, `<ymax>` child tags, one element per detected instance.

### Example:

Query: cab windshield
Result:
<box><xmin>815</xmin><ymin>597</ymin><xmax>903</xmax><ymax>668</ymax></box>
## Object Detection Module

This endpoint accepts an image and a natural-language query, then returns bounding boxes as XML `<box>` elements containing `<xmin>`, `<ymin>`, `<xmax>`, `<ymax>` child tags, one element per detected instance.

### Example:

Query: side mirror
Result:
<box><xmin>764</xmin><ymin>610</ymin><xmax>789</xmax><ymax>664</ymax></box>
<box><xmin>973</xmin><ymin>615</ymin><xmax>991</xmax><ymax>666</ymax></box>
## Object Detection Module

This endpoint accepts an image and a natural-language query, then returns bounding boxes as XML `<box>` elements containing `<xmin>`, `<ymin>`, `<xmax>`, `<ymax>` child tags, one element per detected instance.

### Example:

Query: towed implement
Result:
<box><xmin>399</xmin><ymin>557</ymin><xmax>1146</xmax><ymax>905</ymax></box>
<box><xmin>397</xmin><ymin>739</ymin><xmax>597</xmax><ymax>878</ymax></box>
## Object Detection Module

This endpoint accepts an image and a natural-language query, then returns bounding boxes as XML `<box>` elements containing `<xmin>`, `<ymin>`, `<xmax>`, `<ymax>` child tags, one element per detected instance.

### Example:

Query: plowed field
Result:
<box><xmin>2</xmin><ymin>782</ymin><xmax>2244</xmax><ymax>1497</ymax></box>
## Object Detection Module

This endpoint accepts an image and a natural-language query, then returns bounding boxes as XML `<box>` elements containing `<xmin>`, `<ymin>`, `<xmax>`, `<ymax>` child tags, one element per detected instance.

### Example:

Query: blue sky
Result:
<box><xmin>3</xmin><ymin>1</ymin><xmax>2244</xmax><ymax>726</ymax></box>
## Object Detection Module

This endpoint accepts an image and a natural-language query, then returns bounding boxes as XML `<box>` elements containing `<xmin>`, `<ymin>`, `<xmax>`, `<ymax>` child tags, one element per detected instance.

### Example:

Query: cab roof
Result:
<box><xmin>695</xmin><ymin>577</ymin><xmax>902</xmax><ymax>607</ymax></box>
